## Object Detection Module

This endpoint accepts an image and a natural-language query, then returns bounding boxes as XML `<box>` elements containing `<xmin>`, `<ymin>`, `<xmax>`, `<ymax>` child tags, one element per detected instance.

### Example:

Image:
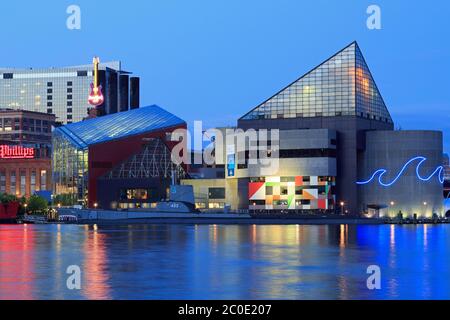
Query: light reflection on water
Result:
<box><xmin>1</xmin><ymin>223</ymin><xmax>450</xmax><ymax>300</ymax></box>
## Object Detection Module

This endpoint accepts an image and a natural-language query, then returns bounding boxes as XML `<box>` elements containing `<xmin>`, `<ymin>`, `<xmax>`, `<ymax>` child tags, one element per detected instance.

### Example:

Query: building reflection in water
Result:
<box><xmin>0</xmin><ymin>225</ymin><xmax>35</xmax><ymax>300</ymax></box>
<box><xmin>390</xmin><ymin>224</ymin><xmax>396</xmax><ymax>250</ymax></box>
<box><xmin>191</xmin><ymin>224</ymin><xmax>364</xmax><ymax>299</ymax></box>
<box><xmin>339</xmin><ymin>224</ymin><xmax>348</xmax><ymax>249</ymax></box>
<box><xmin>1</xmin><ymin>223</ymin><xmax>450</xmax><ymax>299</ymax></box>
<box><xmin>82</xmin><ymin>225</ymin><xmax>111</xmax><ymax>300</ymax></box>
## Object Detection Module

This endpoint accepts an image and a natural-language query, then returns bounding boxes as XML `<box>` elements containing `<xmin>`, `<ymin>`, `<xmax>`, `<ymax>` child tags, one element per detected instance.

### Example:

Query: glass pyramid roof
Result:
<box><xmin>240</xmin><ymin>42</ymin><xmax>392</xmax><ymax>123</ymax></box>
<box><xmin>55</xmin><ymin>105</ymin><xmax>185</xmax><ymax>148</ymax></box>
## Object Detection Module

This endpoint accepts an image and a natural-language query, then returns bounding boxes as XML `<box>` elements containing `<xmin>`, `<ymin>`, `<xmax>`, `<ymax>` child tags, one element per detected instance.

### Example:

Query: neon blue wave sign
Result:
<box><xmin>357</xmin><ymin>156</ymin><xmax>444</xmax><ymax>187</ymax></box>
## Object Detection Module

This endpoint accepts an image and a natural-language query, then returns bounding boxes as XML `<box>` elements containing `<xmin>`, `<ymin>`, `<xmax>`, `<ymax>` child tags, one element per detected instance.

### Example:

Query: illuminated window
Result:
<box><xmin>196</xmin><ymin>202</ymin><xmax>206</xmax><ymax>209</ymax></box>
<box><xmin>40</xmin><ymin>170</ymin><xmax>47</xmax><ymax>191</ymax></box>
<box><xmin>10</xmin><ymin>171</ymin><xmax>16</xmax><ymax>195</ymax></box>
<box><xmin>208</xmin><ymin>202</ymin><xmax>225</xmax><ymax>209</ymax></box>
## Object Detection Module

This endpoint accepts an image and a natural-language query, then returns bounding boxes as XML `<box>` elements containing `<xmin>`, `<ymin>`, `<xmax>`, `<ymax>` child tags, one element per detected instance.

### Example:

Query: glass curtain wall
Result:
<box><xmin>52</xmin><ymin>130</ymin><xmax>89</xmax><ymax>206</ymax></box>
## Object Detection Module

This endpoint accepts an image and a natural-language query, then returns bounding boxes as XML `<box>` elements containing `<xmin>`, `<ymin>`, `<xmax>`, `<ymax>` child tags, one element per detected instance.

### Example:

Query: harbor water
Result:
<box><xmin>1</xmin><ymin>223</ymin><xmax>450</xmax><ymax>300</ymax></box>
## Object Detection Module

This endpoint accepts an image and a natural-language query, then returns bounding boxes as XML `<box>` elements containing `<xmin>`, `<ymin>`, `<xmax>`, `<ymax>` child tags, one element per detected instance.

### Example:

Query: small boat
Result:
<box><xmin>21</xmin><ymin>215</ymin><xmax>49</xmax><ymax>224</ymax></box>
<box><xmin>58</xmin><ymin>215</ymin><xmax>79</xmax><ymax>224</ymax></box>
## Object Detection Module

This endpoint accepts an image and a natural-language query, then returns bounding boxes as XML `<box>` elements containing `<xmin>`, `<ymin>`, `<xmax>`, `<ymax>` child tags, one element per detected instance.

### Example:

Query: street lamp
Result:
<box><xmin>423</xmin><ymin>202</ymin><xmax>428</xmax><ymax>218</ymax></box>
<box><xmin>340</xmin><ymin>201</ymin><xmax>345</xmax><ymax>215</ymax></box>
<box><xmin>94</xmin><ymin>203</ymin><xmax>98</xmax><ymax>209</ymax></box>
<box><xmin>390</xmin><ymin>201</ymin><xmax>395</xmax><ymax>217</ymax></box>
<box><xmin>24</xmin><ymin>203</ymin><xmax>28</xmax><ymax>215</ymax></box>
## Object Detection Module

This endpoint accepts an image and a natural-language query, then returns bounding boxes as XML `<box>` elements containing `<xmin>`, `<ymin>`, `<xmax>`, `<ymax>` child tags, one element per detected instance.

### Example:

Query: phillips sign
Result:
<box><xmin>0</xmin><ymin>145</ymin><xmax>35</xmax><ymax>159</ymax></box>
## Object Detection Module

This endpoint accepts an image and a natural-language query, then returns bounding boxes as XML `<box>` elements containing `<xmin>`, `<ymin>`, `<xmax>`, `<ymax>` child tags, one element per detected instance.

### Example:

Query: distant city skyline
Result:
<box><xmin>0</xmin><ymin>0</ymin><xmax>448</xmax><ymax>152</ymax></box>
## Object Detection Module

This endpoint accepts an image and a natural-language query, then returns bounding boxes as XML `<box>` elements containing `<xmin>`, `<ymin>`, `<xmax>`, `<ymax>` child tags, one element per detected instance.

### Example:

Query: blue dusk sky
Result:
<box><xmin>0</xmin><ymin>0</ymin><xmax>449</xmax><ymax>152</ymax></box>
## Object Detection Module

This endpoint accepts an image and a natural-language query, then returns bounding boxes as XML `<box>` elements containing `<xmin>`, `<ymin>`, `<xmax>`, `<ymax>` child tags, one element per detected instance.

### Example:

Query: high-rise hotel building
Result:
<box><xmin>0</xmin><ymin>61</ymin><xmax>140</xmax><ymax>124</ymax></box>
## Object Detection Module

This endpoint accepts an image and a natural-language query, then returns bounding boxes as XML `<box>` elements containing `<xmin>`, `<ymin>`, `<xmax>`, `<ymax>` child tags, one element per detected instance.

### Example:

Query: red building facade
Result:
<box><xmin>52</xmin><ymin>105</ymin><xmax>187</xmax><ymax>208</ymax></box>
<box><xmin>87</xmin><ymin>124</ymin><xmax>186</xmax><ymax>208</ymax></box>
<box><xmin>0</xmin><ymin>109</ymin><xmax>55</xmax><ymax>198</ymax></box>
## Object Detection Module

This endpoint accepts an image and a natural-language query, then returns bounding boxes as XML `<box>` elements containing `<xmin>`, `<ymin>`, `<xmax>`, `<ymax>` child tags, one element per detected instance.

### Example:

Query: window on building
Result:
<box><xmin>67</xmin><ymin>81</ymin><xmax>73</xmax><ymax>86</ymax></box>
<box><xmin>22</xmin><ymin>120</ymin><xmax>28</xmax><ymax>131</ymax></box>
<box><xmin>39</xmin><ymin>170</ymin><xmax>47</xmax><ymax>191</ymax></box>
<box><xmin>67</xmin><ymin>101</ymin><xmax>73</xmax><ymax>106</ymax></box>
<box><xmin>208</xmin><ymin>202</ymin><xmax>225</xmax><ymax>209</ymax></box>
<box><xmin>120</xmin><ymin>188</ymin><xmax>159</xmax><ymax>201</ymax></box>
<box><xmin>47</xmin><ymin>88</ymin><xmax>53</xmax><ymax>94</ymax></box>
<box><xmin>10</xmin><ymin>171</ymin><xmax>16</xmax><ymax>195</ymax></box>
<box><xmin>47</xmin><ymin>82</ymin><xmax>53</xmax><ymax>87</ymax></box>
<box><xmin>67</xmin><ymin>115</ymin><xmax>72</xmax><ymax>120</ymax></box>
<box><xmin>67</xmin><ymin>95</ymin><xmax>72</xmax><ymax>100</ymax></box>
<box><xmin>14</xmin><ymin>118</ymin><xmax>20</xmax><ymax>130</ymax></box>
<box><xmin>20</xmin><ymin>170</ymin><xmax>26</xmax><ymax>196</ymax></box>
<box><xmin>77</xmin><ymin>71</ymin><xmax>88</xmax><ymax>77</ymax></box>
<box><xmin>35</xmin><ymin>120</ymin><xmax>42</xmax><ymax>132</ymax></box>
<box><xmin>208</xmin><ymin>188</ymin><xmax>225</xmax><ymax>199</ymax></box>
<box><xmin>251</xmin><ymin>200</ymin><xmax>265</xmax><ymax>206</ymax></box>
<box><xmin>31</xmin><ymin>171</ymin><xmax>36</xmax><ymax>194</ymax></box>
<box><xmin>67</xmin><ymin>88</ymin><xmax>73</xmax><ymax>93</ymax></box>
<box><xmin>274</xmin><ymin>200</ymin><xmax>288</xmax><ymax>206</ymax></box>
<box><xmin>47</xmin><ymin>109</ymin><xmax>53</xmax><ymax>114</ymax></box>
<box><xmin>195</xmin><ymin>202</ymin><xmax>207</xmax><ymax>209</ymax></box>
<box><xmin>4</xmin><ymin>118</ymin><xmax>12</xmax><ymax>131</ymax></box>
<box><xmin>47</xmin><ymin>95</ymin><xmax>52</xmax><ymax>100</ymax></box>
<box><xmin>0</xmin><ymin>171</ymin><xmax>6</xmax><ymax>193</ymax></box>
<box><xmin>67</xmin><ymin>108</ymin><xmax>73</xmax><ymax>113</ymax></box>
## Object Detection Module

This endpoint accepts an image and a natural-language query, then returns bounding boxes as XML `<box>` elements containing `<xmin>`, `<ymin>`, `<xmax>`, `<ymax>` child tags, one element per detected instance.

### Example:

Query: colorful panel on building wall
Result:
<box><xmin>248</xmin><ymin>176</ymin><xmax>336</xmax><ymax>210</ymax></box>
<box><xmin>249</xmin><ymin>182</ymin><xmax>265</xmax><ymax>200</ymax></box>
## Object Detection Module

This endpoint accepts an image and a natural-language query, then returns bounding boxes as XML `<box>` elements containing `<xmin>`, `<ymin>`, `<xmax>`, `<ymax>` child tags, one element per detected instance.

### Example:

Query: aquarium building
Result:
<box><xmin>52</xmin><ymin>105</ymin><xmax>187</xmax><ymax>208</ymax></box>
<box><xmin>183</xmin><ymin>42</ymin><xmax>445</xmax><ymax>218</ymax></box>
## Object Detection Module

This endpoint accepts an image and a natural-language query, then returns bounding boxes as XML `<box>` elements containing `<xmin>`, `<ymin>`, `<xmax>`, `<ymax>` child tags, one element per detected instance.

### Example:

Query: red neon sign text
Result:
<box><xmin>0</xmin><ymin>145</ymin><xmax>35</xmax><ymax>159</ymax></box>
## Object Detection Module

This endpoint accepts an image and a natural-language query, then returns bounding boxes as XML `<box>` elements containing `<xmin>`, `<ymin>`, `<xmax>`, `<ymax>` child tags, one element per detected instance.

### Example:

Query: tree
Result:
<box><xmin>53</xmin><ymin>194</ymin><xmax>77</xmax><ymax>206</ymax></box>
<box><xmin>27</xmin><ymin>195</ymin><xmax>48</xmax><ymax>215</ymax></box>
<box><xmin>0</xmin><ymin>193</ymin><xmax>18</xmax><ymax>204</ymax></box>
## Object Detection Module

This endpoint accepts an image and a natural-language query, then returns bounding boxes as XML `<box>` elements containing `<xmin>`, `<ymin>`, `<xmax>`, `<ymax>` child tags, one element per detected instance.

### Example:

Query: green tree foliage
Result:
<box><xmin>0</xmin><ymin>193</ymin><xmax>18</xmax><ymax>204</ymax></box>
<box><xmin>53</xmin><ymin>194</ymin><xmax>77</xmax><ymax>206</ymax></box>
<box><xmin>27</xmin><ymin>195</ymin><xmax>48</xmax><ymax>214</ymax></box>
